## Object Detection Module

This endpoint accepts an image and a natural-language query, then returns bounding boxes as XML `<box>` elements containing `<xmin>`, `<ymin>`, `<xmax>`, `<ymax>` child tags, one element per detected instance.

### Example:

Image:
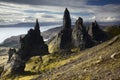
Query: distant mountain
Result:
<box><xmin>0</xmin><ymin>35</ymin><xmax>25</xmax><ymax>48</ymax></box>
<box><xmin>0</xmin><ymin>21</ymin><xmax>119</xmax><ymax>28</ymax></box>
<box><xmin>0</xmin><ymin>22</ymin><xmax>61</xmax><ymax>27</ymax></box>
<box><xmin>0</xmin><ymin>26</ymin><xmax>62</xmax><ymax>47</ymax></box>
<box><xmin>41</xmin><ymin>26</ymin><xmax>62</xmax><ymax>39</ymax></box>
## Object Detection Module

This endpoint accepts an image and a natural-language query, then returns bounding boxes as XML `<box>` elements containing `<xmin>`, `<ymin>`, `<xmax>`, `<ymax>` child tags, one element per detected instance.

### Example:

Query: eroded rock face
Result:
<box><xmin>88</xmin><ymin>21</ymin><xmax>108</xmax><ymax>42</ymax></box>
<box><xmin>19</xmin><ymin>19</ymin><xmax>48</xmax><ymax>60</ymax></box>
<box><xmin>63</xmin><ymin>8</ymin><xmax>71</xmax><ymax>29</ymax></box>
<box><xmin>72</xmin><ymin>17</ymin><xmax>94</xmax><ymax>50</ymax></box>
<box><xmin>60</xmin><ymin>8</ymin><xmax>72</xmax><ymax>49</ymax></box>
<box><xmin>2</xmin><ymin>19</ymin><xmax>49</xmax><ymax>75</ymax></box>
<box><xmin>10</xmin><ymin>53</ymin><xmax>25</xmax><ymax>73</ymax></box>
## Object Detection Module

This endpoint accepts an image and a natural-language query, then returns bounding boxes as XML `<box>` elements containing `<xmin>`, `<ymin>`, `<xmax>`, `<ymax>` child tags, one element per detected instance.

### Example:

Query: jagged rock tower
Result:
<box><xmin>48</xmin><ymin>8</ymin><xmax>72</xmax><ymax>53</ymax></box>
<box><xmin>72</xmin><ymin>17</ymin><xmax>94</xmax><ymax>50</ymax></box>
<box><xmin>88</xmin><ymin>21</ymin><xmax>108</xmax><ymax>42</ymax></box>
<box><xmin>59</xmin><ymin>8</ymin><xmax>72</xmax><ymax>49</ymax></box>
<box><xmin>63</xmin><ymin>8</ymin><xmax>71</xmax><ymax>29</ymax></box>
<box><xmin>19</xmin><ymin>19</ymin><xmax>49</xmax><ymax>60</ymax></box>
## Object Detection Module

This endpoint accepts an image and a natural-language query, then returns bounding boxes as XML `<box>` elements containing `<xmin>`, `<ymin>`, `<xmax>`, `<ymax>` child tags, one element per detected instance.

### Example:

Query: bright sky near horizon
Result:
<box><xmin>0</xmin><ymin>0</ymin><xmax>120</xmax><ymax>25</ymax></box>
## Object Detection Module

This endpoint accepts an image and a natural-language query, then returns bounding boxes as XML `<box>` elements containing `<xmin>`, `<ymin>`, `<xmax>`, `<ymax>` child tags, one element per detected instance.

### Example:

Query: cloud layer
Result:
<box><xmin>0</xmin><ymin>0</ymin><xmax>120</xmax><ymax>25</ymax></box>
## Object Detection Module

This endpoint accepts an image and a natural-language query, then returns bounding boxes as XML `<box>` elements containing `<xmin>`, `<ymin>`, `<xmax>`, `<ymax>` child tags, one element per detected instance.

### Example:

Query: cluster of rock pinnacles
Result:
<box><xmin>48</xmin><ymin>8</ymin><xmax>108</xmax><ymax>53</ymax></box>
<box><xmin>4</xmin><ymin>8</ymin><xmax>108</xmax><ymax>74</ymax></box>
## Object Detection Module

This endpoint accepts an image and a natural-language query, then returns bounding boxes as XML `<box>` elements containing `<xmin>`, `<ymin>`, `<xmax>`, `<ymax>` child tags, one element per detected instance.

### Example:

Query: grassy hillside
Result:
<box><xmin>1</xmin><ymin>35</ymin><xmax>120</xmax><ymax>80</ymax></box>
<box><xmin>34</xmin><ymin>35</ymin><xmax>120</xmax><ymax>80</ymax></box>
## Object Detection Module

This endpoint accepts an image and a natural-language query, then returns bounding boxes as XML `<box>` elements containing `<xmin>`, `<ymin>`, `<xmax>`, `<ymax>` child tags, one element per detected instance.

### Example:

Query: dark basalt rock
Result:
<box><xmin>59</xmin><ymin>28</ymin><xmax>72</xmax><ymax>49</ymax></box>
<box><xmin>3</xmin><ymin>19</ymin><xmax>49</xmax><ymax>74</ymax></box>
<box><xmin>60</xmin><ymin>8</ymin><xmax>72</xmax><ymax>49</ymax></box>
<box><xmin>19</xmin><ymin>19</ymin><xmax>48</xmax><ymax>60</ymax></box>
<box><xmin>63</xmin><ymin>8</ymin><xmax>71</xmax><ymax>29</ymax></box>
<box><xmin>48</xmin><ymin>8</ymin><xmax>72</xmax><ymax>53</ymax></box>
<box><xmin>88</xmin><ymin>21</ymin><xmax>108</xmax><ymax>42</ymax></box>
<box><xmin>72</xmin><ymin>17</ymin><xmax>94</xmax><ymax>50</ymax></box>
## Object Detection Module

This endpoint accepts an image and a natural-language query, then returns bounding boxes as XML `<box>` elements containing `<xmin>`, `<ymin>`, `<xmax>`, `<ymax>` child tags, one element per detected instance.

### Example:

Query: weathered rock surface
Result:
<box><xmin>19</xmin><ymin>19</ymin><xmax>48</xmax><ymax>60</ymax></box>
<box><xmin>2</xmin><ymin>19</ymin><xmax>49</xmax><ymax>75</ymax></box>
<box><xmin>72</xmin><ymin>17</ymin><xmax>94</xmax><ymax>50</ymax></box>
<box><xmin>88</xmin><ymin>21</ymin><xmax>108</xmax><ymax>42</ymax></box>
<box><xmin>48</xmin><ymin>8</ymin><xmax>72</xmax><ymax>53</ymax></box>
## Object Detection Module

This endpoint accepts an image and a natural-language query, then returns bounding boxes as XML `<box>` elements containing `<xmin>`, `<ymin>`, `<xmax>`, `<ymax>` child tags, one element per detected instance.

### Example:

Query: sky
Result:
<box><xmin>0</xmin><ymin>0</ymin><xmax>120</xmax><ymax>25</ymax></box>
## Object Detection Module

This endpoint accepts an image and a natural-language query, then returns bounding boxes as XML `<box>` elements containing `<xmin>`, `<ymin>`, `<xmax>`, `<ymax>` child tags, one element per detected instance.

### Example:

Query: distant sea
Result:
<box><xmin>0</xmin><ymin>25</ymin><xmax>60</xmax><ymax>43</ymax></box>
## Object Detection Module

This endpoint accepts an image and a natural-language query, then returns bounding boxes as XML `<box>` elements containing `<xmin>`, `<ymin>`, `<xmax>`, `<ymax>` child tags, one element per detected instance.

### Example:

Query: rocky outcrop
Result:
<box><xmin>88</xmin><ymin>21</ymin><xmax>108</xmax><ymax>42</ymax></box>
<box><xmin>48</xmin><ymin>8</ymin><xmax>72</xmax><ymax>53</ymax></box>
<box><xmin>59</xmin><ymin>8</ymin><xmax>72</xmax><ymax>49</ymax></box>
<box><xmin>72</xmin><ymin>17</ymin><xmax>94</xmax><ymax>50</ymax></box>
<box><xmin>7</xmin><ymin>48</ymin><xmax>16</xmax><ymax>63</ymax></box>
<box><xmin>19</xmin><ymin>19</ymin><xmax>48</xmax><ymax>60</ymax></box>
<box><xmin>2</xmin><ymin>19</ymin><xmax>49</xmax><ymax>75</ymax></box>
<box><xmin>63</xmin><ymin>8</ymin><xmax>71</xmax><ymax>29</ymax></box>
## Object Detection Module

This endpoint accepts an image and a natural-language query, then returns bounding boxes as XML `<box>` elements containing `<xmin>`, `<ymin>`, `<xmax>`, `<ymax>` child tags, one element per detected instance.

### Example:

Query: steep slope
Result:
<box><xmin>34</xmin><ymin>35</ymin><xmax>120</xmax><ymax>80</ymax></box>
<box><xmin>1</xmin><ymin>35</ymin><xmax>120</xmax><ymax>80</ymax></box>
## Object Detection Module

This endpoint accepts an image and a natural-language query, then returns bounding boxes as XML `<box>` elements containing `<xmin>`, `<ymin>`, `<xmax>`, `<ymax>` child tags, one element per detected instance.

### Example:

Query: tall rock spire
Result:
<box><xmin>34</xmin><ymin>18</ymin><xmax>40</xmax><ymax>30</ymax></box>
<box><xmin>63</xmin><ymin>8</ymin><xmax>71</xmax><ymax>29</ymax></box>
<box><xmin>48</xmin><ymin>8</ymin><xmax>72</xmax><ymax>53</ymax></box>
<box><xmin>34</xmin><ymin>18</ymin><xmax>41</xmax><ymax>34</ymax></box>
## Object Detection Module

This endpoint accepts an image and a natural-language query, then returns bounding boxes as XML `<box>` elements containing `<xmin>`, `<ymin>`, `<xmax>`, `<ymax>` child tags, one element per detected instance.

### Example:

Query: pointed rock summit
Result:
<box><xmin>48</xmin><ymin>8</ymin><xmax>72</xmax><ymax>53</ymax></box>
<box><xmin>88</xmin><ymin>20</ymin><xmax>108</xmax><ymax>42</ymax></box>
<box><xmin>72</xmin><ymin>17</ymin><xmax>94</xmax><ymax>50</ymax></box>
<box><xmin>63</xmin><ymin>8</ymin><xmax>71</xmax><ymax>29</ymax></box>
<box><xmin>35</xmin><ymin>18</ymin><xmax>40</xmax><ymax>30</ymax></box>
<box><xmin>60</xmin><ymin>8</ymin><xmax>72</xmax><ymax>49</ymax></box>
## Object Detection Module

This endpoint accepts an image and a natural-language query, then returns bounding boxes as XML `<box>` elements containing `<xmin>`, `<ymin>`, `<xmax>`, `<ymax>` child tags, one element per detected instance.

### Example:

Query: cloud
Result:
<box><xmin>0</xmin><ymin>0</ymin><xmax>86</xmax><ymax>7</ymax></box>
<box><xmin>0</xmin><ymin>1</ymin><xmax>119</xmax><ymax>25</ymax></box>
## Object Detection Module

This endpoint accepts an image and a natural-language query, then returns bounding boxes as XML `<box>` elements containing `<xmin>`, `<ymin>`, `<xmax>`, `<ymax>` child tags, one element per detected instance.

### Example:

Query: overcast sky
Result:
<box><xmin>0</xmin><ymin>0</ymin><xmax>120</xmax><ymax>25</ymax></box>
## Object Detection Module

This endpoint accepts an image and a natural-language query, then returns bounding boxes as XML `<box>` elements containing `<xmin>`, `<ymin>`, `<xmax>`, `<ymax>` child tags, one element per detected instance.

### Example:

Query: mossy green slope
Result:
<box><xmin>34</xmin><ymin>35</ymin><xmax>120</xmax><ymax>80</ymax></box>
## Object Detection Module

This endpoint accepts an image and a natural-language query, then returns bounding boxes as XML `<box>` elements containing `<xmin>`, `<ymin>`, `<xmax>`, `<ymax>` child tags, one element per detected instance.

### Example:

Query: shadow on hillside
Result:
<box><xmin>20</xmin><ymin>71</ymin><xmax>41</xmax><ymax>76</ymax></box>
